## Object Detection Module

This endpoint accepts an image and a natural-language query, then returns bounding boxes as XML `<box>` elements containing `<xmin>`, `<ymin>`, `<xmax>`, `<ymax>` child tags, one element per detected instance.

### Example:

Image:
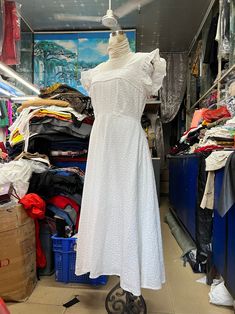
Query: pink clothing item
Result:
<box><xmin>0</xmin><ymin>1</ymin><xmax>21</xmax><ymax>65</ymax></box>
<box><xmin>191</xmin><ymin>108</ymin><xmax>207</xmax><ymax>128</ymax></box>
<box><xmin>5</xmin><ymin>100</ymin><xmax>13</xmax><ymax>136</ymax></box>
<box><xmin>7</xmin><ymin>100</ymin><xmax>13</xmax><ymax>126</ymax></box>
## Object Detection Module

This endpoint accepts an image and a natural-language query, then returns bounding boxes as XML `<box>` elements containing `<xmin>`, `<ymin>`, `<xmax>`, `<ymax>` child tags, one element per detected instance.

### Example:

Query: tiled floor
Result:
<box><xmin>7</xmin><ymin>198</ymin><xmax>234</xmax><ymax>314</ymax></box>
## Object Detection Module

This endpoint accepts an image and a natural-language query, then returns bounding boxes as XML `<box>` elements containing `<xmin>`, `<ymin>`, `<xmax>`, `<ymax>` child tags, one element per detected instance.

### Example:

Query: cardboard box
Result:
<box><xmin>0</xmin><ymin>203</ymin><xmax>37</xmax><ymax>301</ymax></box>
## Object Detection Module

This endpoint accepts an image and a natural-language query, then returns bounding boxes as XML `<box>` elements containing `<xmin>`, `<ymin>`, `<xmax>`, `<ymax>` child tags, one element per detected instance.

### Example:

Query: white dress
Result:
<box><xmin>75</xmin><ymin>49</ymin><xmax>166</xmax><ymax>296</ymax></box>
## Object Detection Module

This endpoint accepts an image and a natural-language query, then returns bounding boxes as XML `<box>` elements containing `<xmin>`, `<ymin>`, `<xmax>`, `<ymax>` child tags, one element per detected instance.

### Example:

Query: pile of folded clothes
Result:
<box><xmin>39</xmin><ymin>83</ymin><xmax>91</xmax><ymax>114</ymax></box>
<box><xmin>170</xmin><ymin>103</ymin><xmax>235</xmax><ymax>155</ymax></box>
<box><xmin>1</xmin><ymin>84</ymin><xmax>94</xmax><ymax>276</ymax></box>
<box><xmin>7</xmin><ymin>84</ymin><xmax>93</xmax><ymax>170</ymax></box>
<box><xmin>28</xmin><ymin>167</ymin><xmax>84</xmax><ymax>237</ymax></box>
<box><xmin>6</xmin><ymin>83</ymin><xmax>94</xmax><ymax>236</ymax></box>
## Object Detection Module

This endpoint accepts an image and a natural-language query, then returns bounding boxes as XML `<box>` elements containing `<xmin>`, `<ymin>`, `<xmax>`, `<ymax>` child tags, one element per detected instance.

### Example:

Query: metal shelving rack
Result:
<box><xmin>186</xmin><ymin>0</ymin><xmax>235</xmax><ymax>124</ymax></box>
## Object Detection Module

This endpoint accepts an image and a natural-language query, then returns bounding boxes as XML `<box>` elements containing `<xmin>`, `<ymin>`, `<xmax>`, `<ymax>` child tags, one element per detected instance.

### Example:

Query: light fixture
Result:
<box><xmin>0</xmin><ymin>76</ymin><xmax>25</xmax><ymax>96</ymax></box>
<box><xmin>0</xmin><ymin>87</ymin><xmax>12</xmax><ymax>97</ymax></box>
<box><xmin>11</xmin><ymin>95</ymin><xmax>38</xmax><ymax>102</ymax></box>
<box><xmin>0</xmin><ymin>61</ymin><xmax>40</xmax><ymax>95</ymax></box>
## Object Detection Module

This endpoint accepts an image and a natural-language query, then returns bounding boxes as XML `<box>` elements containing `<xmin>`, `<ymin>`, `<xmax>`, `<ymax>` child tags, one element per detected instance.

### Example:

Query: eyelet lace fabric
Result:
<box><xmin>76</xmin><ymin>49</ymin><xmax>166</xmax><ymax>296</ymax></box>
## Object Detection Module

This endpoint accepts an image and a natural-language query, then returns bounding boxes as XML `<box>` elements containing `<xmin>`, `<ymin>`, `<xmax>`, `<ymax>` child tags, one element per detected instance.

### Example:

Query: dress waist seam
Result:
<box><xmin>95</xmin><ymin>112</ymin><xmax>140</xmax><ymax>123</ymax></box>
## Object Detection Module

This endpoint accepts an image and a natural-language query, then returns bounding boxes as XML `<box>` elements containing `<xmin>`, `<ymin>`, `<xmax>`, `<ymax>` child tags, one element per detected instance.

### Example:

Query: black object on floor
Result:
<box><xmin>105</xmin><ymin>282</ymin><xmax>147</xmax><ymax>314</ymax></box>
<box><xmin>63</xmin><ymin>296</ymin><xmax>80</xmax><ymax>308</ymax></box>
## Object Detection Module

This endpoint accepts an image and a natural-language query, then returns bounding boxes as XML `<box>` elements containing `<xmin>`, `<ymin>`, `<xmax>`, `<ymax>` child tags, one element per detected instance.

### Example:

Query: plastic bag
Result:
<box><xmin>209</xmin><ymin>280</ymin><xmax>234</xmax><ymax>306</ymax></box>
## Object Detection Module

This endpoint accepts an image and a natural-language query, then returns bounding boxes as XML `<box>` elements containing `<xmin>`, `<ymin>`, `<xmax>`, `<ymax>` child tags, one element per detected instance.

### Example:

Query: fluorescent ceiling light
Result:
<box><xmin>0</xmin><ymin>77</ymin><xmax>25</xmax><ymax>96</ymax></box>
<box><xmin>0</xmin><ymin>87</ymin><xmax>12</xmax><ymax>97</ymax></box>
<box><xmin>11</xmin><ymin>96</ymin><xmax>38</xmax><ymax>102</ymax></box>
<box><xmin>0</xmin><ymin>61</ymin><xmax>40</xmax><ymax>95</ymax></box>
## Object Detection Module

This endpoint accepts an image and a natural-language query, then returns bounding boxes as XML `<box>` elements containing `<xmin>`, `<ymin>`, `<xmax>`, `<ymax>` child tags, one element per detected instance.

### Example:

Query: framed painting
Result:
<box><xmin>34</xmin><ymin>30</ymin><xmax>136</xmax><ymax>94</ymax></box>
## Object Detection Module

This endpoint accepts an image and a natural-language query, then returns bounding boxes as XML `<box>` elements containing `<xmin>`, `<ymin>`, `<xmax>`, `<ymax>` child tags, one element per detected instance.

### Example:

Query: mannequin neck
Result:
<box><xmin>108</xmin><ymin>34</ymin><xmax>131</xmax><ymax>59</ymax></box>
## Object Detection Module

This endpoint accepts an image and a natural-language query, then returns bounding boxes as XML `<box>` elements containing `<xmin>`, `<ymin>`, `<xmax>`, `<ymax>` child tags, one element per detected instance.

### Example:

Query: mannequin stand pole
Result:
<box><xmin>105</xmin><ymin>282</ymin><xmax>147</xmax><ymax>314</ymax></box>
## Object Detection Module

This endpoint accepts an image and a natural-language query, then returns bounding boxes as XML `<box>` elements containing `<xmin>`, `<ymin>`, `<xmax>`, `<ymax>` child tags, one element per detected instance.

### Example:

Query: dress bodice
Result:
<box><xmin>81</xmin><ymin>49</ymin><xmax>166</xmax><ymax>121</ymax></box>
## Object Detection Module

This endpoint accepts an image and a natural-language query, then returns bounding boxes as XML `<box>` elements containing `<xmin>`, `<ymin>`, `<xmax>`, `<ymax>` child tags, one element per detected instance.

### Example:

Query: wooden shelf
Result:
<box><xmin>144</xmin><ymin>101</ymin><xmax>161</xmax><ymax>113</ymax></box>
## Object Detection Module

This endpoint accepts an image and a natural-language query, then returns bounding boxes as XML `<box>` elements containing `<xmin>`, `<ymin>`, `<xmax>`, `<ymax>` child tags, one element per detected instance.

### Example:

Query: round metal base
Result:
<box><xmin>105</xmin><ymin>283</ymin><xmax>147</xmax><ymax>314</ymax></box>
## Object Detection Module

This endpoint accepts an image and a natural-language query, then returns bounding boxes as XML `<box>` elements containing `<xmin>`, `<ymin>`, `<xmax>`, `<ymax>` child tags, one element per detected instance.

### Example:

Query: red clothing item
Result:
<box><xmin>0</xmin><ymin>1</ymin><xmax>21</xmax><ymax>65</ymax></box>
<box><xmin>0</xmin><ymin>142</ymin><xmax>7</xmax><ymax>153</ymax></box>
<box><xmin>83</xmin><ymin>117</ymin><xmax>94</xmax><ymax>125</ymax></box>
<box><xmin>48</xmin><ymin>195</ymin><xmax>80</xmax><ymax>230</ymax></box>
<box><xmin>0</xmin><ymin>298</ymin><xmax>10</xmax><ymax>314</ymax></box>
<box><xmin>194</xmin><ymin>145</ymin><xmax>223</xmax><ymax>153</ymax></box>
<box><xmin>19</xmin><ymin>194</ymin><xmax>46</xmax><ymax>269</ymax></box>
<box><xmin>52</xmin><ymin>157</ymin><xmax>87</xmax><ymax>162</ymax></box>
<box><xmin>202</xmin><ymin>106</ymin><xmax>231</xmax><ymax>123</ymax></box>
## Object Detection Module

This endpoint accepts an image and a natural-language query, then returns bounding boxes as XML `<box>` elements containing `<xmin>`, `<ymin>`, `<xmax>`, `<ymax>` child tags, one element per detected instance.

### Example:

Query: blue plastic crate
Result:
<box><xmin>52</xmin><ymin>235</ymin><xmax>108</xmax><ymax>285</ymax></box>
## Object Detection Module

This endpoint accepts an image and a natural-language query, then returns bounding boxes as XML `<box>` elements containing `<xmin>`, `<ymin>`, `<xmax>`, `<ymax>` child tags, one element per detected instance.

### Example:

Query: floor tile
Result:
<box><xmin>65</xmin><ymin>310</ymin><xmax>104</xmax><ymax>314</ymax></box>
<box><xmin>143</xmin><ymin>284</ymin><xmax>174</xmax><ymax>313</ymax></box>
<box><xmin>27</xmin><ymin>285</ymin><xmax>81</xmax><ymax>306</ymax></box>
<box><xmin>38</xmin><ymin>273</ymin><xmax>118</xmax><ymax>292</ymax></box>
<box><xmin>64</xmin><ymin>290</ymin><xmax>107</xmax><ymax>312</ymax></box>
<box><xmin>8</xmin><ymin>303</ymin><xmax>65</xmax><ymax>314</ymax></box>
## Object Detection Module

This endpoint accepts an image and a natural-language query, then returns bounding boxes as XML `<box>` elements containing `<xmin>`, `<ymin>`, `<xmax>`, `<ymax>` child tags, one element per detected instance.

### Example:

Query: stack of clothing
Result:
<box><xmin>28</xmin><ymin>167</ymin><xmax>84</xmax><ymax>237</ymax></box>
<box><xmin>7</xmin><ymin>84</ymin><xmax>93</xmax><ymax>169</ymax></box>
<box><xmin>170</xmin><ymin>103</ymin><xmax>235</xmax><ymax>156</ymax></box>
<box><xmin>39</xmin><ymin>83</ymin><xmax>91</xmax><ymax>114</ymax></box>
<box><xmin>6</xmin><ymin>84</ymin><xmax>93</xmax><ymax>239</ymax></box>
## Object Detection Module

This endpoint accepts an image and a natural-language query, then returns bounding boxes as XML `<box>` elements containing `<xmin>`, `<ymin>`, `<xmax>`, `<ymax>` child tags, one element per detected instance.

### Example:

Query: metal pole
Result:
<box><xmin>217</xmin><ymin>0</ymin><xmax>223</xmax><ymax>104</ymax></box>
<box><xmin>188</xmin><ymin>0</ymin><xmax>217</xmax><ymax>55</ymax></box>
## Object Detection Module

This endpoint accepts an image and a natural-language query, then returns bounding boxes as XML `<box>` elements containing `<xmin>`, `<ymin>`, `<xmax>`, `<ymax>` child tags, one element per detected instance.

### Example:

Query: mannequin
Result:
<box><xmin>77</xmin><ymin>24</ymin><xmax>166</xmax><ymax>313</ymax></box>
<box><xmin>108</xmin><ymin>30</ymin><xmax>132</xmax><ymax>59</ymax></box>
<box><xmin>100</xmin><ymin>30</ymin><xmax>134</xmax><ymax>71</ymax></box>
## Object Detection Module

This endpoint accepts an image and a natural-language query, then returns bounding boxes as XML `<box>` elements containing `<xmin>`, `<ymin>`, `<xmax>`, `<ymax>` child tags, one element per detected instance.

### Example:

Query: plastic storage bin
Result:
<box><xmin>168</xmin><ymin>154</ymin><xmax>200</xmax><ymax>240</ymax></box>
<box><xmin>52</xmin><ymin>235</ymin><xmax>108</xmax><ymax>285</ymax></box>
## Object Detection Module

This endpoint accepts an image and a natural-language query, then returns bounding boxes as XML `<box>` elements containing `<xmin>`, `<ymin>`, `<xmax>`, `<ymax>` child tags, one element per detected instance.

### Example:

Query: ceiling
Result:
<box><xmin>19</xmin><ymin>0</ymin><xmax>212</xmax><ymax>52</ymax></box>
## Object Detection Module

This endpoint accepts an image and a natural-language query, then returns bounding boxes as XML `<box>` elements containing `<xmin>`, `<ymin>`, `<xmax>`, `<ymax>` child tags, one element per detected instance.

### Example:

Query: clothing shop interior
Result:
<box><xmin>1</xmin><ymin>0</ymin><xmax>235</xmax><ymax>313</ymax></box>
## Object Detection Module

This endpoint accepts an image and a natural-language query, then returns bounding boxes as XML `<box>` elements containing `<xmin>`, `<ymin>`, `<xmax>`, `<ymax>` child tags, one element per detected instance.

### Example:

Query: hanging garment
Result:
<box><xmin>203</xmin><ymin>14</ymin><xmax>219</xmax><ymax>78</ymax></box>
<box><xmin>0</xmin><ymin>1</ymin><xmax>21</xmax><ymax>65</ymax></box>
<box><xmin>201</xmin><ymin>150</ymin><xmax>233</xmax><ymax>210</ymax></box>
<box><xmin>75</xmin><ymin>49</ymin><xmax>166</xmax><ymax>296</ymax></box>
<box><xmin>218</xmin><ymin>152</ymin><xmax>235</xmax><ymax>216</ymax></box>
<box><xmin>0</xmin><ymin>0</ymin><xmax>5</xmax><ymax>54</ymax></box>
<box><xmin>0</xmin><ymin>101</ymin><xmax>9</xmax><ymax>128</ymax></box>
<box><xmin>191</xmin><ymin>40</ymin><xmax>202</xmax><ymax>78</ymax></box>
<box><xmin>0</xmin><ymin>128</ymin><xmax>6</xmax><ymax>143</ymax></box>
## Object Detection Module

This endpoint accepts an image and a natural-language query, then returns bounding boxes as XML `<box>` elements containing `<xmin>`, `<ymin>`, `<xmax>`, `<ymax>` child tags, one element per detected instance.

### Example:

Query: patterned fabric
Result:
<box><xmin>75</xmin><ymin>49</ymin><xmax>166</xmax><ymax>296</ymax></box>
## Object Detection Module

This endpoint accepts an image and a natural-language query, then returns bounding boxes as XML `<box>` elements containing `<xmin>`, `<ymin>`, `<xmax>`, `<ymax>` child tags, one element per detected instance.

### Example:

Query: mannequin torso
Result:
<box><xmin>99</xmin><ymin>32</ymin><xmax>134</xmax><ymax>71</ymax></box>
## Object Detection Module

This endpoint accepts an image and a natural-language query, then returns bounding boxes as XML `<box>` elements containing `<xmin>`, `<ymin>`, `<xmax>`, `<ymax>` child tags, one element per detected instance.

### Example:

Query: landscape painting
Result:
<box><xmin>34</xmin><ymin>30</ymin><xmax>136</xmax><ymax>94</ymax></box>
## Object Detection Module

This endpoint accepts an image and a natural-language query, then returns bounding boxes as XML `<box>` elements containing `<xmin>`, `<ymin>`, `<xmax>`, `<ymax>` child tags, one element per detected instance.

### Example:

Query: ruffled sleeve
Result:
<box><xmin>80</xmin><ymin>69</ymin><xmax>93</xmax><ymax>94</ymax></box>
<box><xmin>142</xmin><ymin>49</ymin><xmax>166</xmax><ymax>96</ymax></box>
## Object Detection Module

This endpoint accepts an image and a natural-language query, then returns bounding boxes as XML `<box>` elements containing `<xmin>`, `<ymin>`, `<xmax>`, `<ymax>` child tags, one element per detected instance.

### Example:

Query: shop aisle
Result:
<box><xmin>7</xmin><ymin>198</ymin><xmax>233</xmax><ymax>314</ymax></box>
